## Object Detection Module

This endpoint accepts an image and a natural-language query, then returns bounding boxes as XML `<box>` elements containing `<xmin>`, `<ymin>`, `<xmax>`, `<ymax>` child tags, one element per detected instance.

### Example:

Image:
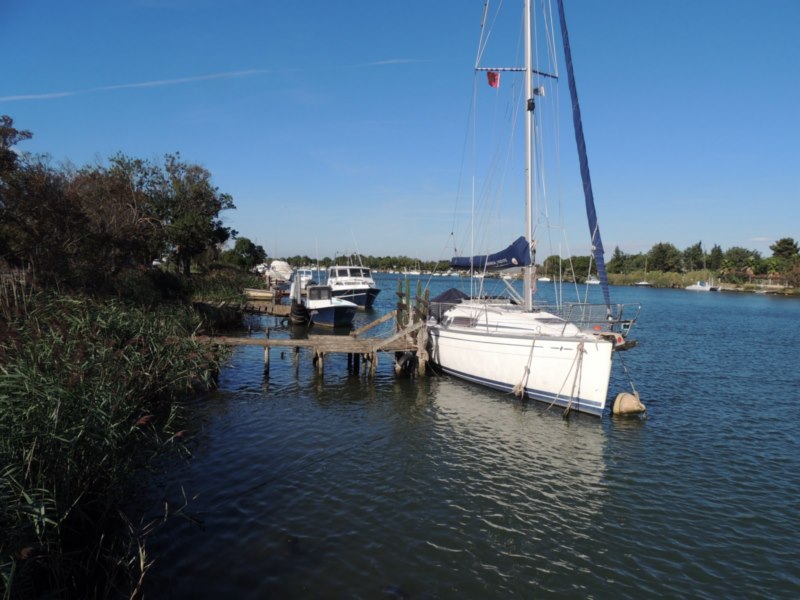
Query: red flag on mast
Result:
<box><xmin>487</xmin><ymin>71</ymin><xmax>500</xmax><ymax>88</ymax></box>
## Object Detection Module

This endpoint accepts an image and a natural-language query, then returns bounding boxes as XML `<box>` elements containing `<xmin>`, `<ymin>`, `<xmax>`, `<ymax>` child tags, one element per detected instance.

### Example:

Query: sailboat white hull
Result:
<box><xmin>428</xmin><ymin>303</ymin><xmax>614</xmax><ymax>416</ymax></box>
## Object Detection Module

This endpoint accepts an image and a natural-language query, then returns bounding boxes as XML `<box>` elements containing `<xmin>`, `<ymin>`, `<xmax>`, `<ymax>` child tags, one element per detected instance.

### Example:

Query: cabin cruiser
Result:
<box><xmin>325</xmin><ymin>265</ymin><xmax>380</xmax><ymax>309</ymax></box>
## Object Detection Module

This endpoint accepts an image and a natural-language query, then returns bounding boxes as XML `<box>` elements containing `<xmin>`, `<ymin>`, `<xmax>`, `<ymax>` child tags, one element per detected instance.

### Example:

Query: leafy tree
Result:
<box><xmin>0</xmin><ymin>115</ymin><xmax>32</xmax><ymax>179</ymax></box>
<box><xmin>762</xmin><ymin>257</ymin><xmax>782</xmax><ymax>278</ymax></box>
<box><xmin>606</xmin><ymin>246</ymin><xmax>628</xmax><ymax>274</ymax></box>
<box><xmin>770</xmin><ymin>237</ymin><xmax>799</xmax><ymax>260</ymax></box>
<box><xmin>0</xmin><ymin>155</ymin><xmax>91</xmax><ymax>285</ymax></box>
<box><xmin>541</xmin><ymin>254</ymin><xmax>562</xmax><ymax>277</ymax></box>
<box><xmin>568</xmin><ymin>255</ymin><xmax>591</xmax><ymax>279</ymax></box>
<box><xmin>785</xmin><ymin>261</ymin><xmax>800</xmax><ymax>288</ymax></box>
<box><xmin>221</xmin><ymin>237</ymin><xmax>266</xmax><ymax>270</ymax></box>
<box><xmin>68</xmin><ymin>157</ymin><xmax>166</xmax><ymax>277</ymax></box>
<box><xmin>708</xmin><ymin>244</ymin><xmax>724</xmax><ymax>271</ymax></box>
<box><xmin>648</xmin><ymin>242</ymin><xmax>682</xmax><ymax>272</ymax></box>
<box><xmin>162</xmin><ymin>154</ymin><xmax>235</xmax><ymax>275</ymax></box>
<box><xmin>1</xmin><ymin>127</ymin><xmax>236</xmax><ymax>287</ymax></box>
<box><xmin>682</xmin><ymin>241</ymin><xmax>704</xmax><ymax>272</ymax></box>
<box><xmin>721</xmin><ymin>246</ymin><xmax>762</xmax><ymax>281</ymax></box>
<box><xmin>0</xmin><ymin>116</ymin><xmax>34</xmax><ymax>266</ymax></box>
<box><xmin>724</xmin><ymin>246</ymin><xmax>761</xmax><ymax>268</ymax></box>
<box><xmin>107</xmin><ymin>153</ymin><xmax>173</xmax><ymax>264</ymax></box>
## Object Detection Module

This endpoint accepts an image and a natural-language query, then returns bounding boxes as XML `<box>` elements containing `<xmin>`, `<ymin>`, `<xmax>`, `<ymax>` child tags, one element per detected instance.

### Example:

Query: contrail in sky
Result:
<box><xmin>1</xmin><ymin>61</ymin><xmax>424</xmax><ymax>103</ymax></box>
<box><xmin>0</xmin><ymin>68</ymin><xmax>275</xmax><ymax>102</ymax></box>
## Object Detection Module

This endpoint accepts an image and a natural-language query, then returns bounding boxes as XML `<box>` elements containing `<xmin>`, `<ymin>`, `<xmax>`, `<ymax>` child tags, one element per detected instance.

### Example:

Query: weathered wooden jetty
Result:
<box><xmin>199</xmin><ymin>280</ymin><xmax>431</xmax><ymax>378</ymax></box>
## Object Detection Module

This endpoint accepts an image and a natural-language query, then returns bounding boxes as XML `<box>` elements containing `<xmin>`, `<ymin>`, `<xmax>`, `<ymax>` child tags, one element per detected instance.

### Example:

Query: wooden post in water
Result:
<box><xmin>417</xmin><ymin>288</ymin><xmax>430</xmax><ymax>376</ymax></box>
<box><xmin>405</xmin><ymin>277</ymin><xmax>411</xmax><ymax>328</ymax></box>
<box><xmin>395</xmin><ymin>278</ymin><xmax>404</xmax><ymax>332</ymax></box>
<box><xmin>264</xmin><ymin>330</ymin><xmax>270</xmax><ymax>378</ymax></box>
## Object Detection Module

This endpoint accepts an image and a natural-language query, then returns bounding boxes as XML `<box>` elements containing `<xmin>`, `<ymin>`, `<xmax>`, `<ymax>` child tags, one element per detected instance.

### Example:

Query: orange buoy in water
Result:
<box><xmin>612</xmin><ymin>391</ymin><xmax>646</xmax><ymax>416</ymax></box>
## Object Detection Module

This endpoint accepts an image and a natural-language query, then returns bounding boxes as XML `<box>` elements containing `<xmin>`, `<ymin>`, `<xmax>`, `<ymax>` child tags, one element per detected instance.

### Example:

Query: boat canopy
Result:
<box><xmin>431</xmin><ymin>288</ymin><xmax>471</xmax><ymax>304</ymax></box>
<box><xmin>450</xmin><ymin>236</ymin><xmax>531</xmax><ymax>272</ymax></box>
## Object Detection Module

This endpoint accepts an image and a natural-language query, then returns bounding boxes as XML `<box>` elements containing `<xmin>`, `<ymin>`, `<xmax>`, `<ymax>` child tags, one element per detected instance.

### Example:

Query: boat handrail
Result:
<box><xmin>555</xmin><ymin>302</ymin><xmax>641</xmax><ymax>337</ymax></box>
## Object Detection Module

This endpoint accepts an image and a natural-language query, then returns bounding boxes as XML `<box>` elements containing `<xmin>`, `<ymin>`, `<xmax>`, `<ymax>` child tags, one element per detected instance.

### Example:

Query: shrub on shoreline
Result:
<box><xmin>0</xmin><ymin>292</ymin><xmax>225</xmax><ymax>598</ymax></box>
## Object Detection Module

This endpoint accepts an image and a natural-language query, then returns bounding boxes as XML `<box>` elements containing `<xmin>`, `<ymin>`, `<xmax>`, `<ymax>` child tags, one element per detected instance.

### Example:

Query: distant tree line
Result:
<box><xmin>602</xmin><ymin>239</ymin><xmax>800</xmax><ymax>286</ymax></box>
<box><xmin>536</xmin><ymin>239</ymin><xmax>799</xmax><ymax>286</ymax></box>
<box><xmin>1</xmin><ymin>116</ymin><xmax>235</xmax><ymax>290</ymax></box>
<box><xmin>5</xmin><ymin>115</ymin><xmax>797</xmax><ymax>290</ymax></box>
<box><xmin>275</xmin><ymin>240</ymin><xmax>800</xmax><ymax>288</ymax></box>
<box><xmin>276</xmin><ymin>254</ymin><xmax>450</xmax><ymax>273</ymax></box>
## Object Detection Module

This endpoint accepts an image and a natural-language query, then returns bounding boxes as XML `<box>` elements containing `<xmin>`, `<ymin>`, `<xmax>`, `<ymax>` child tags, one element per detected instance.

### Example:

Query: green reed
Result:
<box><xmin>189</xmin><ymin>263</ymin><xmax>263</xmax><ymax>304</ymax></box>
<box><xmin>0</xmin><ymin>293</ymin><xmax>225</xmax><ymax>599</ymax></box>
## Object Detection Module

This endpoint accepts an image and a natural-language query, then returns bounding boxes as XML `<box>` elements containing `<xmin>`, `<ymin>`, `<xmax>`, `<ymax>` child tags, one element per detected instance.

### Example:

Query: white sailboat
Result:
<box><xmin>427</xmin><ymin>0</ymin><xmax>642</xmax><ymax>417</ymax></box>
<box><xmin>685</xmin><ymin>253</ymin><xmax>717</xmax><ymax>291</ymax></box>
<box><xmin>634</xmin><ymin>257</ymin><xmax>651</xmax><ymax>287</ymax></box>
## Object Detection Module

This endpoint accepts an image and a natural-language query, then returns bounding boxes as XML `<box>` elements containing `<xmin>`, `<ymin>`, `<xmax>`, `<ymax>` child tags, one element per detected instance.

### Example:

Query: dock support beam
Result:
<box><xmin>264</xmin><ymin>329</ymin><xmax>271</xmax><ymax>378</ymax></box>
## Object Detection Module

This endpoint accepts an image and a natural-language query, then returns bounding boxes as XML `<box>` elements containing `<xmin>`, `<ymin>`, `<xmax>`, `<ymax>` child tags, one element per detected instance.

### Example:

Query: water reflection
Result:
<box><xmin>140</xmin><ymin>347</ymin><xmax>617</xmax><ymax>598</ymax></box>
<box><xmin>136</xmin><ymin>278</ymin><xmax>800</xmax><ymax>598</ymax></box>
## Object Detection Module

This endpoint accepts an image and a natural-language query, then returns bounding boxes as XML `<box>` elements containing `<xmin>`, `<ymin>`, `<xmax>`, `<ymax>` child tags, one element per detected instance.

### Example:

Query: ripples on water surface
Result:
<box><xmin>140</xmin><ymin>278</ymin><xmax>800</xmax><ymax>598</ymax></box>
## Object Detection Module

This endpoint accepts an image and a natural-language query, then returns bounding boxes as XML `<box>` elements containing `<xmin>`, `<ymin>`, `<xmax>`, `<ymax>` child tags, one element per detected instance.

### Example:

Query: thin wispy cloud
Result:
<box><xmin>356</xmin><ymin>59</ymin><xmax>431</xmax><ymax>68</ymax></box>
<box><xmin>0</xmin><ymin>68</ymin><xmax>275</xmax><ymax>103</ymax></box>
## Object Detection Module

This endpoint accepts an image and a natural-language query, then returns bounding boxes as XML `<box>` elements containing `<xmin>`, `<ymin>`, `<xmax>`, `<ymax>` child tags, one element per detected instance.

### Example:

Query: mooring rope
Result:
<box><xmin>540</xmin><ymin>339</ymin><xmax>584</xmax><ymax>417</ymax></box>
<box><xmin>561</xmin><ymin>341</ymin><xmax>585</xmax><ymax>418</ymax></box>
<box><xmin>511</xmin><ymin>336</ymin><xmax>538</xmax><ymax>397</ymax></box>
<box><xmin>615</xmin><ymin>349</ymin><xmax>638</xmax><ymax>396</ymax></box>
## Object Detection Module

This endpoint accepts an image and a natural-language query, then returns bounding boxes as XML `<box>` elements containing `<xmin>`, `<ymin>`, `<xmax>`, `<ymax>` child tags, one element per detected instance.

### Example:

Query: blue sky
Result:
<box><xmin>2</xmin><ymin>0</ymin><xmax>798</xmax><ymax>261</ymax></box>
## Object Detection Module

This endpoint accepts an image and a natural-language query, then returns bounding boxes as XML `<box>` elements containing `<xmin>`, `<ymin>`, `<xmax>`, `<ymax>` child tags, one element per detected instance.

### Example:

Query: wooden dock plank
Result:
<box><xmin>196</xmin><ymin>334</ymin><xmax>417</xmax><ymax>353</ymax></box>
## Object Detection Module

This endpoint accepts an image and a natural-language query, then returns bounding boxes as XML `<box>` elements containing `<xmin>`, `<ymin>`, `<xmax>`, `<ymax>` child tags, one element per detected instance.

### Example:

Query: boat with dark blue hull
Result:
<box><xmin>289</xmin><ymin>275</ymin><xmax>357</xmax><ymax>328</ymax></box>
<box><xmin>325</xmin><ymin>264</ymin><xmax>381</xmax><ymax>309</ymax></box>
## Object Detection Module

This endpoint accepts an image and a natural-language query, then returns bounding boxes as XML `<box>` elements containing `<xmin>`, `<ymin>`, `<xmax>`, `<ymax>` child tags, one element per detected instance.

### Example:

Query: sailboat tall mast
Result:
<box><xmin>523</xmin><ymin>0</ymin><xmax>534</xmax><ymax>312</ymax></box>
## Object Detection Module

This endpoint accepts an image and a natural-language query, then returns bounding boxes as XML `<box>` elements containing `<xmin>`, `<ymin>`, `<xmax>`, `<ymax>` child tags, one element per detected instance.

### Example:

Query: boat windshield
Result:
<box><xmin>308</xmin><ymin>286</ymin><xmax>331</xmax><ymax>301</ymax></box>
<box><xmin>331</xmin><ymin>267</ymin><xmax>372</xmax><ymax>278</ymax></box>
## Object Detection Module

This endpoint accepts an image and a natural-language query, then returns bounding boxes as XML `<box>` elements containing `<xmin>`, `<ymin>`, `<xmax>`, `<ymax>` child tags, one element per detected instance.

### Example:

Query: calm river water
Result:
<box><xmin>138</xmin><ymin>274</ymin><xmax>799</xmax><ymax>599</ymax></box>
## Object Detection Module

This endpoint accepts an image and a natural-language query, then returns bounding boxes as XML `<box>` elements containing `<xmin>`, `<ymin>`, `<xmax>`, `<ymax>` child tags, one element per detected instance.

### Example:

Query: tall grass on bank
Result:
<box><xmin>189</xmin><ymin>262</ymin><xmax>264</xmax><ymax>303</ymax></box>
<box><xmin>0</xmin><ymin>292</ymin><xmax>225</xmax><ymax>599</ymax></box>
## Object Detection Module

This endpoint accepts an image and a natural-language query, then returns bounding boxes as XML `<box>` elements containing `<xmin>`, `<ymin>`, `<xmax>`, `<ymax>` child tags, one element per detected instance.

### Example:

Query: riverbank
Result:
<box><xmin>0</xmin><ymin>266</ymin><xmax>258</xmax><ymax>598</ymax></box>
<box><xmin>607</xmin><ymin>270</ymin><xmax>798</xmax><ymax>295</ymax></box>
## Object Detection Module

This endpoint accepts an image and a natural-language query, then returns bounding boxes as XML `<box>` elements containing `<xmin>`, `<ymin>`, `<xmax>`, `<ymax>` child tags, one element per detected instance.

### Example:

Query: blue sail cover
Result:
<box><xmin>557</xmin><ymin>0</ymin><xmax>612</xmax><ymax>310</ymax></box>
<box><xmin>451</xmin><ymin>236</ymin><xmax>531</xmax><ymax>272</ymax></box>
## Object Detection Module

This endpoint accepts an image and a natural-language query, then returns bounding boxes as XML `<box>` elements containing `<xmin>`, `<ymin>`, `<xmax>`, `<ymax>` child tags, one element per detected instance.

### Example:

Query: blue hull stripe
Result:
<box><xmin>439</xmin><ymin>365</ymin><xmax>604</xmax><ymax>417</ymax></box>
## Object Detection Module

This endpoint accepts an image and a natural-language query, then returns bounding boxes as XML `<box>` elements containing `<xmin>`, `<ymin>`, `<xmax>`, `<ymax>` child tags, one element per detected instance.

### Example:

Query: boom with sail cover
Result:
<box><xmin>450</xmin><ymin>236</ymin><xmax>531</xmax><ymax>272</ymax></box>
